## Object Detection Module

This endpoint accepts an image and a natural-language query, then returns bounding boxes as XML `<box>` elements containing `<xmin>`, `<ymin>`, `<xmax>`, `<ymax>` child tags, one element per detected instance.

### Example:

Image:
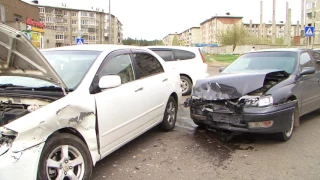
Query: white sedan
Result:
<box><xmin>0</xmin><ymin>24</ymin><xmax>181</xmax><ymax>180</ymax></box>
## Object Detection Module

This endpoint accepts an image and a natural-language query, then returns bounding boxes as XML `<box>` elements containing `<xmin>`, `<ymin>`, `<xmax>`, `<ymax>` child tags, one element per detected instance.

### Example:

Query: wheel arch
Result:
<box><xmin>286</xmin><ymin>95</ymin><xmax>300</xmax><ymax>127</ymax></box>
<box><xmin>180</xmin><ymin>73</ymin><xmax>193</xmax><ymax>84</ymax></box>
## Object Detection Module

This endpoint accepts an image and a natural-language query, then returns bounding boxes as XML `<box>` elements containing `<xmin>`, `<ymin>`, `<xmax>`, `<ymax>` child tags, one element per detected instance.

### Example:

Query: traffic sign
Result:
<box><xmin>76</xmin><ymin>38</ymin><xmax>85</xmax><ymax>45</ymax></box>
<box><xmin>305</xmin><ymin>26</ymin><xmax>315</xmax><ymax>37</ymax></box>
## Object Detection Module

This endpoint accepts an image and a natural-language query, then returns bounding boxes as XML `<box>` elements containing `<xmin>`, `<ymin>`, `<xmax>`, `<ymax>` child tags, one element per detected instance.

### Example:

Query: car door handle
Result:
<box><xmin>163</xmin><ymin>78</ymin><xmax>168</xmax><ymax>82</ymax></box>
<box><xmin>135</xmin><ymin>87</ymin><xmax>143</xmax><ymax>92</ymax></box>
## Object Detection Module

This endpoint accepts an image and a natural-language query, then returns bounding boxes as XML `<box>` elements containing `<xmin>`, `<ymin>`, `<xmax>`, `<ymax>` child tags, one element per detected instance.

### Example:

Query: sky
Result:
<box><xmin>22</xmin><ymin>0</ymin><xmax>303</xmax><ymax>40</ymax></box>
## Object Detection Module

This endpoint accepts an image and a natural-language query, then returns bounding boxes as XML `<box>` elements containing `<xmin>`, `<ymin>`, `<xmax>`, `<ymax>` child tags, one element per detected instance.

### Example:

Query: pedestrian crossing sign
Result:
<box><xmin>305</xmin><ymin>26</ymin><xmax>315</xmax><ymax>37</ymax></box>
<box><xmin>76</xmin><ymin>38</ymin><xmax>85</xmax><ymax>45</ymax></box>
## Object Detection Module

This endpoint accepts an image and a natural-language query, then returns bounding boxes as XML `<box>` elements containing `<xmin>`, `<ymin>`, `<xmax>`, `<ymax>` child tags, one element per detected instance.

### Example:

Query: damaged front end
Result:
<box><xmin>185</xmin><ymin>70</ymin><xmax>296</xmax><ymax>133</ymax></box>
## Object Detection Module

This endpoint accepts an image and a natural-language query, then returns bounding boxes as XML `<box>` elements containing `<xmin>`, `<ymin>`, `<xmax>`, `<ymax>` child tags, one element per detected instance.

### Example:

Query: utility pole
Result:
<box><xmin>259</xmin><ymin>0</ymin><xmax>263</xmax><ymax>39</ymax></box>
<box><xmin>109</xmin><ymin>0</ymin><xmax>111</xmax><ymax>44</ymax></box>
<box><xmin>301</xmin><ymin>0</ymin><xmax>305</xmax><ymax>44</ymax></box>
<box><xmin>312</xmin><ymin>1</ymin><xmax>315</xmax><ymax>48</ymax></box>
<box><xmin>272</xmin><ymin>0</ymin><xmax>276</xmax><ymax>44</ymax></box>
<box><xmin>288</xmin><ymin>8</ymin><xmax>292</xmax><ymax>46</ymax></box>
<box><xmin>284</xmin><ymin>2</ymin><xmax>289</xmax><ymax>45</ymax></box>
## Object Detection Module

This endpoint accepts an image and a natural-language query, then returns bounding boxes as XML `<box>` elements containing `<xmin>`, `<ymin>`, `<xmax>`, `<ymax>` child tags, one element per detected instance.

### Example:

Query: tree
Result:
<box><xmin>172</xmin><ymin>35</ymin><xmax>179</xmax><ymax>46</ymax></box>
<box><xmin>217</xmin><ymin>24</ymin><xmax>248</xmax><ymax>52</ymax></box>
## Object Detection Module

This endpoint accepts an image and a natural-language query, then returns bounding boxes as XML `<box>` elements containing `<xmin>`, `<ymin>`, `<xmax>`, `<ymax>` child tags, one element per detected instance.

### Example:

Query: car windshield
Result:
<box><xmin>223</xmin><ymin>51</ymin><xmax>297</xmax><ymax>74</ymax></box>
<box><xmin>0</xmin><ymin>50</ymin><xmax>101</xmax><ymax>90</ymax></box>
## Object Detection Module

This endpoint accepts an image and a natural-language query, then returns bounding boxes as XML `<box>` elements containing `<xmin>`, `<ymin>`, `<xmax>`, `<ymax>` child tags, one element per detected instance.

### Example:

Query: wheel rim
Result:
<box><xmin>166</xmin><ymin>102</ymin><xmax>176</xmax><ymax>125</ymax></box>
<box><xmin>285</xmin><ymin>113</ymin><xmax>294</xmax><ymax>137</ymax></box>
<box><xmin>180</xmin><ymin>79</ymin><xmax>189</xmax><ymax>93</ymax></box>
<box><xmin>46</xmin><ymin>145</ymin><xmax>85</xmax><ymax>180</ymax></box>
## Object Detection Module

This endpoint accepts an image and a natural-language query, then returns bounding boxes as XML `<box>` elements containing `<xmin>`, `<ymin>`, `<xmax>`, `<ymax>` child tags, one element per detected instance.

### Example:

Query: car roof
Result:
<box><xmin>40</xmin><ymin>44</ymin><xmax>141</xmax><ymax>53</ymax></box>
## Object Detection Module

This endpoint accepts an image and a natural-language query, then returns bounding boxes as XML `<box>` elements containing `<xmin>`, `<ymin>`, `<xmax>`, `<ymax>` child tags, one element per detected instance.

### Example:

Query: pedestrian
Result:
<box><xmin>251</xmin><ymin>46</ymin><xmax>256</xmax><ymax>52</ymax></box>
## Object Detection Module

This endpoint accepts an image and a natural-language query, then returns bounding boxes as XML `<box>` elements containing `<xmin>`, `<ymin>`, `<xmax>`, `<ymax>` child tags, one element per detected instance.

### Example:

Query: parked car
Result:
<box><xmin>0</xmin><ymin>24</ymin><xmax>181</xmax><ymax>180</ymax></box>
<box><xmin>184</xmin><ymin>48</ymin><xmax>320</xmax><ymax>141</ymax></box>
<box><xmin>147</xmin><ymin>46</ymin><xmax>209</xmax><ymax>96</ymax></box>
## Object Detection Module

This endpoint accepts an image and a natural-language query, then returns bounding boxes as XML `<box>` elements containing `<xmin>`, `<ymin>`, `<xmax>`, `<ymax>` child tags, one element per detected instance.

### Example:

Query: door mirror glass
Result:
<box><xmin>301</xmin><ymin>67</ymin><xmax>315</xmax><ymax>76</ymax></box>
<box><xmin>219</xmin><ymin>67</ymin><xmax>226</xmax><ymax>73</ymax></box>
<box><xmin>99</xmin><ymin>75</ymin><xmax>121</xmax><ymax>89</ymax></box>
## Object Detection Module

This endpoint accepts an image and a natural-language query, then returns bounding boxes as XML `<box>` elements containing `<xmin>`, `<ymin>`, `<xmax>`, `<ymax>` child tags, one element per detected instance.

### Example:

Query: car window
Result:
<box><xmin>99</xmin><ymin>54</ymin><xmax>135</xmax><ymax>84</ymax></box>
<box><xmin>223</xmin><ymin>51</ymin><xmax>297</xmax><ymax>74</ymax></box>
<box><xmin>310</xmin><ymin>51</ymin><xmax>320</xmax><ymax>69</ymax></box>
<box><xmin>173</xmin><ymin>49</ymin><xmax>196</xmax><ymax>60</ymax></box>
<box><xmin>300</xmin><ymin>52</ymin><xmax>314</xmax><ymax>69</ymax></box>
<box><xmin>133</xmin><ymin>53</ymin><xmax>164</xmax><ymax>78</ymax></box>
<box><xmin>152</xmin><ymin>50</ymin><xmax>175</xmax><ymax>61</ymax></box>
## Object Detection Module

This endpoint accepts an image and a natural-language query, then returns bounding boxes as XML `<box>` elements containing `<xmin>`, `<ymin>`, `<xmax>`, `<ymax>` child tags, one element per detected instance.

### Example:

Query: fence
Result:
<box><xmin>204</xmin><ymin>44</ymin><xmax>320</xmax><ymax>54</ymax></box>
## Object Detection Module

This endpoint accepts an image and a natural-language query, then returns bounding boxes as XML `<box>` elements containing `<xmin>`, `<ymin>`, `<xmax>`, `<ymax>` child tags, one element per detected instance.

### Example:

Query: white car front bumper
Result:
<box><xmin>0</xmin><ymin>142</ymin><xmax>44</xmax><ymax>180</ymax></box>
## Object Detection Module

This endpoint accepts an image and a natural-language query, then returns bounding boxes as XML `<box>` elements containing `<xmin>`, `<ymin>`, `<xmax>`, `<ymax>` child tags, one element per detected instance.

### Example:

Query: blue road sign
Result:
<box><xmin>76</xmin><ymin>38</ymin><xmax>85</xmax><ymax>45</ymax></box>
<box><xmin>305</xmin><ymin>26</ymin><xmax>315</xmax><ymax>37</ymax></box>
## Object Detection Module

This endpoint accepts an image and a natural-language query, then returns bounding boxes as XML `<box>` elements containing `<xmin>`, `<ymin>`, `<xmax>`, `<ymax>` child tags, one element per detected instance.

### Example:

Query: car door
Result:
<box><xmin>298</xmin><ymin>52</ymin><xmax>319</xmax><ymax>115</ymax></box>
<box><xmin>131</xmin><ymin>49</ymin><xmax>171</xmax><ymax>125</ymax></box>
<box><xmin>92</xmin><ymin>49</ymin><xmax>150</xmax><ymax>157</ymax></box>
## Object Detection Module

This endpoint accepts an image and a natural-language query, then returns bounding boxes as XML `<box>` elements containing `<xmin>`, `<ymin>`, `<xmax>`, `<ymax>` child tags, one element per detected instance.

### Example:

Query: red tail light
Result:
<box><xmin>198</xmin><ymin>48</ymin><xmax>207</xmax><ymax>64</ymax></box>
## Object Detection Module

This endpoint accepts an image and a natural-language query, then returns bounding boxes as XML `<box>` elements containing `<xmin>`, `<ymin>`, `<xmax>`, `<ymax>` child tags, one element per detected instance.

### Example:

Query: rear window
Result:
<box><xmin>152</xmin><ymin>50</ymin><xmax>175</xmax><ymax>61</ymax></box>
<box><xmin>173</xmin><ymin>49</ymin><xmax>196</xmax><ymax>60</ymax></box>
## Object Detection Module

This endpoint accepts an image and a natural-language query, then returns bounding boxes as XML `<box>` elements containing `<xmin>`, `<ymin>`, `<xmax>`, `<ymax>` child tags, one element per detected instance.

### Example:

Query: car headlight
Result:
<box><xmin>258</xmin><ymin>95</ymin><xmax>273</xmax><ymax>107</ymax></box>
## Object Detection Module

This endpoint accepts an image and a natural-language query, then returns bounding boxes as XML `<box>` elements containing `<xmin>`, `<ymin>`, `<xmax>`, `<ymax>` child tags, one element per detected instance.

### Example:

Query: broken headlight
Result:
<box><xmin>258</xmin><ymin>95</ymin><xmax>273</xmax><ymax>107</ymax></box>
<box><xmin>0</xmin><ymin>127</ymin><xmax>18</xmax><ymax>156</ymax></box>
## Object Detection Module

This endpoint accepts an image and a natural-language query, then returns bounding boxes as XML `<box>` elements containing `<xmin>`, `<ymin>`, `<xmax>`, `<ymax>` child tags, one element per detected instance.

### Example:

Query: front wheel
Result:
<box><xmin>159</xmin><ymin>96</ymin><xmax>178</xmax><ymax>131</ymax></box>
<box><xmin>37</xmin><ymin>133</ymin><xmax>93</xmax><ymax>180</ymax></box>
<box><xmin>275</xmin><ymin>105</ymin><xmax>298</xmax><ymax>141</ymax></box>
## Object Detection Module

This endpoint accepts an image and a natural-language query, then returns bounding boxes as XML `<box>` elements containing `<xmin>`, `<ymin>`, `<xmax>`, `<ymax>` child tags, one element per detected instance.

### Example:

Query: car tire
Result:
<box><xmin>159</xmin><ymin>96</ymin><xmax>178</xmax><ymax>131</ymax></box>
<box><xmin>37</xmin><ymin>133</ymin><xmax>93</xmax><ymax>180</ymax></box>
<box><xmin>180</xmin><ymin>76</ymin><xmax>192</xmax><ymax>96</ymax></box>
<box><xmin>193</xmin><ymin>119</ymin><xmax>207</xmax><ymax>129</ymax></box>
<box><xmin>275</xmin><ymin>105</ymin><xmax>298</xmax><ymax>141</ymax></box>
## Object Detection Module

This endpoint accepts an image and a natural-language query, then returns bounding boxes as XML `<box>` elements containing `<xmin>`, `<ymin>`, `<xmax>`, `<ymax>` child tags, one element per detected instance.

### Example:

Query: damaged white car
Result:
<box><xmin>0</xmin><ymin>24</ymin><xmax>181</xmax><ymax>180</ymax></box>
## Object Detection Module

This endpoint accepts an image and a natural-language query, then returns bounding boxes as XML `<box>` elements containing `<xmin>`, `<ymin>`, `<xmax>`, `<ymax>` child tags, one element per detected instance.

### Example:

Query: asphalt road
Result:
<box><xmin>92</xmin><ymin>67</ymin><xmax>320</xmax><ymax>180</ymax></box>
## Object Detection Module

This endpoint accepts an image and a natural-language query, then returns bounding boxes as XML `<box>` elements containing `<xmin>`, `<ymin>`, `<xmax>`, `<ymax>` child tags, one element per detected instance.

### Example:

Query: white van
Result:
<box><xmin>148</xmin><ymin>46</ymin><xmax>209</xmax><ymax>95</ymax></box>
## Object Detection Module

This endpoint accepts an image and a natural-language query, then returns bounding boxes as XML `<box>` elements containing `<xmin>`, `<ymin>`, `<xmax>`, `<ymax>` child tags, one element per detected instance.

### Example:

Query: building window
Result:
<box><xmin>89</xmin><ymin>12</ymin><xmax>96</xmax><ymax>18</ymax></box>
<box><xmin>65</xmin><ymin>27</ymin><xmax>68</xmax><ymax>32</ymax></box>
<box><xmin>72</xmin><ymin>28</ymin><xmax>77</xmax><ymax>32</ymax></box>
<box><xmin>13</xmin><ymin>14</ymin><xmax>22</xmax><ymax>21</ymax></box>
<box><xmin>89</xmin><ymin>36</ymin><xmax>96</xmax><ymax>41</ymax></box>
<box><xmin>56</xmin><ymin>35</ymin><xmax>64</xmax><ymax>40</ymax></box>
<box><xmin>72</xmin><ymin>12</ymin><xmax>77</xmax><ymax>16</ymax></box>
<box><xmin>48</xmin><ymin>9</ymin><xmax>54</xmax><ymax>14</ymax></box>
<box><xmin>63</xmin><ymin>19</ymin><xmax>67</xmax><ymax>23</ymax></box>
<box><xmin>64</xmin><ymin>11</ymin><xmax>68</xmax><ymax>16</ymax></box>
<box><xmin>39</xmin><ymin>8</ymin><xmax>45</xmax><ymax>13</ymax></box>
<box><xmin>72</xmin><ymin>20</ymin><xmax>77</xmax><ymax>25</ymax></box>
<box><xmin>81</xmin><ymin>11</ymin><xmax>88</xmax><ymax>17</ymax></box>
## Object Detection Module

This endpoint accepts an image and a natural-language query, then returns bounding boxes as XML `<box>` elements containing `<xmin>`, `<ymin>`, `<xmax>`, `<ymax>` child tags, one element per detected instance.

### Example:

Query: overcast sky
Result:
<box><xmin>22</xmin><ymin>0</ymin><xmax>303</xmax><ymax>40</ymax></box>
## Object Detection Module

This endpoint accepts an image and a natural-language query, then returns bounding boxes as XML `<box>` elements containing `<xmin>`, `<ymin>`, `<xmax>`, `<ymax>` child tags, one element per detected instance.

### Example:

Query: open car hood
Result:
<box><xmin>0</xmin><ymin>23</ymin><xmax>68</xmax><ymax>91</ymax></box>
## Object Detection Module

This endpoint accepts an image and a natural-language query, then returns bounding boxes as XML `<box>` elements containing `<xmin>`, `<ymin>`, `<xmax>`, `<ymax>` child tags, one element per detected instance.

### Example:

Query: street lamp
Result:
<box><xmin>109</xmin><ymin>0</ymin><xmax>111</xmax><ymax>44</ymax></box>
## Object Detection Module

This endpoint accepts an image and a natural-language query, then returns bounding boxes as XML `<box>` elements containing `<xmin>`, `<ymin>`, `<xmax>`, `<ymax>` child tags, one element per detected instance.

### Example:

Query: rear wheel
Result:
<box><xmin>180</xmin><ymin>76</ymin><xmax>192</xmax><ymax>96</ymax></box>
<box><xmin>159</xmin><ymin>96</ymin><xmax>178</xmax><ymax>131</ymax></box>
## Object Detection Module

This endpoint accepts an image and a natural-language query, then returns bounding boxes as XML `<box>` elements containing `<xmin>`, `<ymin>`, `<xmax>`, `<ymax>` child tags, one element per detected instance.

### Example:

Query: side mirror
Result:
<box><xmin>301</xmin><ymin>67</ymin><xmax>316</xmax><ymax>76</ymax></box>
<box><xmin>219</xmin><ymin>67</ymin><xmax>226</xmax><ymax>73</ymax></box>
<box><xmin>99</xmin><ymin>75</ymin><xmax>121</xmax><ymax>89</ymax></box>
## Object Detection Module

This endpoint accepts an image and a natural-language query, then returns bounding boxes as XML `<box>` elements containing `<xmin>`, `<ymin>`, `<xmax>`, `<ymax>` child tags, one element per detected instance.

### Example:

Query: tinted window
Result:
<box><xmin>223</xmin><ymin>51</ymin><xmax>297</xmax><ymax>74</ymax></box>
<box><xmin>299</xmin><ymin>52</ymin><xmax>314</xmax><ymax>69</ymax></box>
<box><xmin>153</xmin><ymin>50</ymin><xmax>175</xmax><ymax>61</ymax></box>
<box><xmin>134</xmin><ymin>53</ymin><xmax>164</xmax><ymax>78</ymax></box>
<box><xmin>42</xmin><ymin>50</ymin><xmax>101</xmax><ymax>89</ymax></box>
<box><xmin>100</xmin><ymin>54</ymin><xmax>135</xmax><ymax>84</ymax></box>
<box><xmin>173</xmin><ymin>49</ymin><xmax>196</xmax><ymax>60</ymax></box>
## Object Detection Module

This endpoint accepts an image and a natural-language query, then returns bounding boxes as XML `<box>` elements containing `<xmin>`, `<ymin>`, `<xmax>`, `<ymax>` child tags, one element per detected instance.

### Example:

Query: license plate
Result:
<box><xmin>210</xmin><ymin>113</ymin><xmax>241</xmax><ymax>124</ymax></box>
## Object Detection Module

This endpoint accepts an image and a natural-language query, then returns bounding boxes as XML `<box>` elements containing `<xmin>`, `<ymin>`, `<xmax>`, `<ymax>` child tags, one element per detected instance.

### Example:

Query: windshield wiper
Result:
<box><xmin>0</xmin><ymin>84</ymin><xmax>26</xmax><ymax>89</ymax></box>
<box><xmin>4</xmin><ymin>85</ymin><xmax>61</xmax><ymax>91</ymax></box>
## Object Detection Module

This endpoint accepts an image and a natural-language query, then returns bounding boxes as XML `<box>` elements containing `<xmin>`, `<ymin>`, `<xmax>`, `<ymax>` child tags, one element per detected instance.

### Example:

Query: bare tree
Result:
<box><xmin>217</xmin><ymin>24</ymin><xmax>248</xmax><ymax>52</ymax></box>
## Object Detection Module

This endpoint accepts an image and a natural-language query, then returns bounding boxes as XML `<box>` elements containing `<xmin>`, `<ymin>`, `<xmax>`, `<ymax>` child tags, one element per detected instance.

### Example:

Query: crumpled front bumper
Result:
<box><xmin>0</xmin><ymin>143</ymin><xmax>44</xmax><ymax>180</ymax></box>
<box><xmin>190</xmin><ymin>101</ymin><xmax>296</xmax><ymax>133</ymax></box>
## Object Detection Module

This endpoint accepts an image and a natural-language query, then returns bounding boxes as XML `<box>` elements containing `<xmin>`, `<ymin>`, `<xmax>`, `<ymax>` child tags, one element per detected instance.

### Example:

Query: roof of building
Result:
<box><xmin>200</xmin><ymin>15</ymin><xmax>243</xmax><ymax>25</ymax></box>
<box><xmin>26</xmin><ymin>2</ymin><xmax>122</xmax><ymax>24</ymax></box>
<box><xmin>243</xmin><ymin>22</ymin><xmax>299</xmax><ymax>26</ymax></box>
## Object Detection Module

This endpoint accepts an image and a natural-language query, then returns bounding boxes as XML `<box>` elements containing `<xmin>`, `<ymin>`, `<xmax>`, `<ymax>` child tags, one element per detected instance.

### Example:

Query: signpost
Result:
<box><xmin>305</xmin><ymin>26</ymin><xmax>315</xmax><ymax>47</ymax></box>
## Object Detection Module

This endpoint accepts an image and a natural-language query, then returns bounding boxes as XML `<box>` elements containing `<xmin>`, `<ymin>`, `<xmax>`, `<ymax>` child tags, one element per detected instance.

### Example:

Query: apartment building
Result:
<box><xmin>243</xmin><ymin>23</ymin><xmax>300</xmax><ymax>39</ymax></box>
<box><xmin>305</xmin><ymin>0</ymin><xmax>320</xmax><ymax>44</ymax></box>
<box><xmin>163</xmin><ymin>33</ymin><xmax>179</xmax><ymax>46</ymax></box>
<box><xmin>200</xmin><ymin>15</ymin><xmax>243</xmax><ymax>44</ymax></box>
<box><xmin>31</xmin><ymin>1</ymin><xmax>123</xmax><ymax>46</ymax></box>
<box><xmin>178</xmin><ymin>27</ymin><xmax>200</xmax><ymax>46</ymax></box>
